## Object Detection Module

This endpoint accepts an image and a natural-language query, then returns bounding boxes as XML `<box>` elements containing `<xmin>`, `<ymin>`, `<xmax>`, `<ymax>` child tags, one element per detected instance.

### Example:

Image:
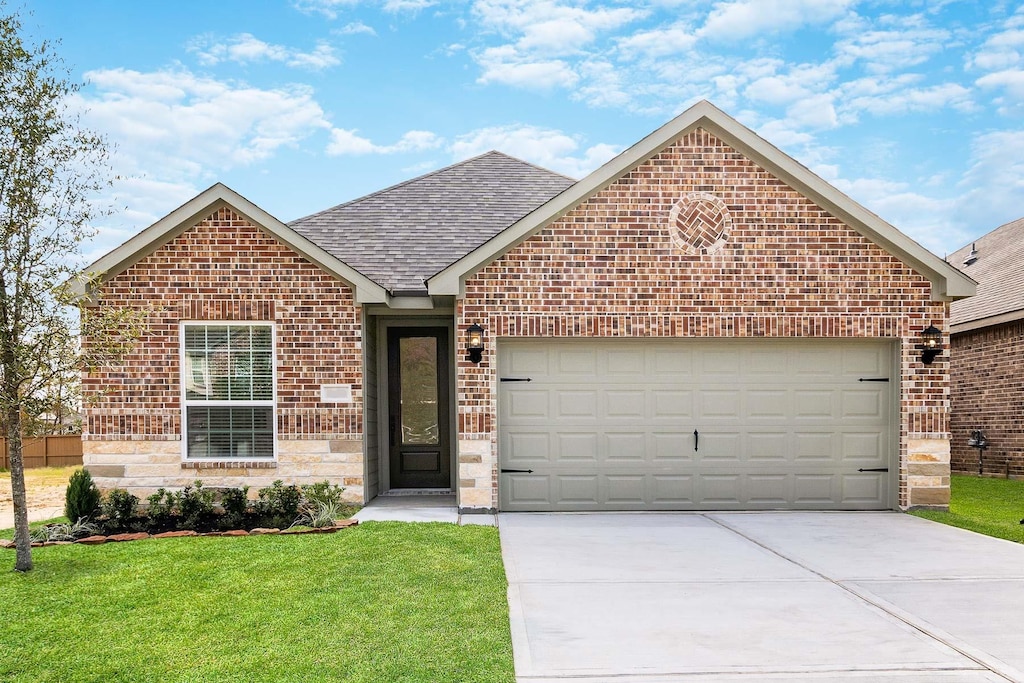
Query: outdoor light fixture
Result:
<box><xmin>920</xmin><ymin>324</ymin><xmax>942</xmax><ymax>365</ymax></box>
<box><xmin>466</xmin><ymin>323</ymin><xmax>485</xmax><ymax>364</ymax></box>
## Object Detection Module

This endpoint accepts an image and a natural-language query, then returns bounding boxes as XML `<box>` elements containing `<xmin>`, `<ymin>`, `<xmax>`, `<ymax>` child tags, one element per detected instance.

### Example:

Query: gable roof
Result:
<box><xmin>426</xmin><ymin>100</ymin><xmax>976</xmax><ymax>303</ymax></box>
<box><xmin>71</xmin><ymin>183</ymin><xmax>388</xmax><ymax>304</ymax></box>
<box><xmin>289</xmin><ymin>151</ymin><xmax>575</xmax><ymax>295</ymax></box>
<box><xmin>949</xmin><ymin>216</ymin><xmax>1024</xmax><ymax>332</ymax></box>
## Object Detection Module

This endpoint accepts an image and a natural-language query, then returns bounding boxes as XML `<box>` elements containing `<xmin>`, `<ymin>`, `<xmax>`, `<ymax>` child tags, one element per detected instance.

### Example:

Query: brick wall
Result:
<box><xmin>950</xmin><ymin>320</ymin><xmax>1024</xmax><ymax>478</ymax></box>
<box><xmin>82</xmin><ymin>207</ymin><xmax>365</xmax><ymax>500</ymax></box>
<box><xmin>457</xmin><ymin>128</ymin><xmax>949</xmax><ymax>510</ymax></box>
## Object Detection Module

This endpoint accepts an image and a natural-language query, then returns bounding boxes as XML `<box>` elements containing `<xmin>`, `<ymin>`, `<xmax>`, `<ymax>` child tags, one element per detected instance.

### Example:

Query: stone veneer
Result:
<box><xmin>82</xmin><ymin>207</ymin><xmax>365</xmax><ymax>502</ymax></box>
<box><xmin>456</xmin><ymin>128</ymin><xmax>951</xmax><ymax>511</ymax></box>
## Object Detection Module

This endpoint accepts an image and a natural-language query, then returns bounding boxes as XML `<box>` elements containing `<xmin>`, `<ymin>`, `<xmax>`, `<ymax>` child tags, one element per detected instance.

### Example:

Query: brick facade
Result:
<box><xmin>83</xmin><ymin>207</ymin><xmax>365</xmax><ymax>501</ymax></box>
<box><xmin>950</xmin><ymin>320</ymin><xmax>1024</xmax><ymax>478</ymax></box>
<box><xmin>456</xmin><ymin>128</ymin><xmax>950</xmax><ymax>510</ymax></box>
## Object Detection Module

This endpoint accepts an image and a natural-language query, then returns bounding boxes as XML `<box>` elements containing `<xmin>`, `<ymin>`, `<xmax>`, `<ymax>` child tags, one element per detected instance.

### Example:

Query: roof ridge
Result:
<box><xmin>950</xmin><ymin>215</ymin><xmax>1024</xmax><ymax>256</ymax></box>
<box><xmin>289</xmin><ymin>151</ymin><xmax>568</xmax><ymax>225</ymax></box>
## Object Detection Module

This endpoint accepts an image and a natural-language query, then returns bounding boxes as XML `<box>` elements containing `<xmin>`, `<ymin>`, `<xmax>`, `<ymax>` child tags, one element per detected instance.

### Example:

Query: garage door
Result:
<box><xmin>498</xmin><ymin>340</ymin><xmax>895</xmax><ymax>511</ymax></box>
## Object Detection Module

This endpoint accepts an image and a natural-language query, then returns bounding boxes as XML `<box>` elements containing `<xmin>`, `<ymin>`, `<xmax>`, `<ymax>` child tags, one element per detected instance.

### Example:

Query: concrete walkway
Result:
<box><xmin>499</xmin><ymin>512</ymin><xmax>1024</xmax><ymax>682</ymax></box>
<box><xmin>352</xmin><ymin>494</ymin><xmax>496</xmax><ymax>526</ymax></box>
<box><xmin>0</xmin><ymin>506</ymin><xmax>65</xmax><ymax>531</ymax></box>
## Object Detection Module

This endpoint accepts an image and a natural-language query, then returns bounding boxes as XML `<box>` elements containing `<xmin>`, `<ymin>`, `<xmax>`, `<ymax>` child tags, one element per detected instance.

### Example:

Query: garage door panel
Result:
<box><xmin>747</xmin><ymin>432</ymin><xmax>790</xmax><ymax>460</ymax></box>
<box><xmin>605</xmin><ymin>390</ymin><xmax>645</xmax><ymax>418</ymax></box>
<box><xmin>652</xmin><ymin>432</ymin><xmax>695</xmax><ymax>460</ymax></box>
<box><xmin>652</xmin><ymin>475</ymin><xmax>695</xmax><ymax>504</ymax></box>
<box><xmin>506</xmin><ymin>390</ymin><xmax>549</xmax><ymax>419</ymax></box>
<box><xmin>556</xmin><ymin>476</ymin><xmax>599</xmax><ymax>504</ymax></box>
<box><xmin>840</xmin><ymin>432</ymin><xmax>885</xmax><ymax>461</ymax></box>
<box><xmin>605</xmin><ymin>475</ymin><xmax>645</xmax><ymax>504</ymax></box>
<box><xmin>699</xmin><ymin>390</ymin><xmax>742</xmax><ymax>418</ymax></box>
<box><xmin>794</xmin><ymin>390</ymin><xmax>836</xmax><ymax>419</ymax></box>
<box><xmin>557</xmin><ymin>391</ymin><xmax>597</xmax><ymax>418</ymax></box>
<box><xmin>793</xmin><ymin>474</ymin><xmax>837</xmax><ymax>504</ymax></box>
<box><xmin>841</xmin><ymin>473</ymin><xmax>885</xmax><ymax>505</ymax></box>
<box><xmin>605</xmin><ymin>433</ymin><xmax>647</xmax><ymax>461</ymax></box>
<box><xmin>653</xmin><ymin>390</ymin><xmax>693</xmax><ymax>419</ymax></box>
<box><xmin>499</xmin><ymin>340</ymin><xmax>894</xmax><ymax>511</ymax></box>
<box><xmin>748</xmin><ymin>390</ymin><xmax>789</xmax><ymax>419</ymax></box>
<box><xmin>746</xmin><ymin>474</ymin><xmax>789</xmax><ymax>504</ymax></box>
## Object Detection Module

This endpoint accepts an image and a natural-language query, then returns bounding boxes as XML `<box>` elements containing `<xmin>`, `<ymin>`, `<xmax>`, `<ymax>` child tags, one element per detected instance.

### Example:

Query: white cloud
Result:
<box><xmin>188</xmin><ymin>33</ymin><xmax>341</xmax><ymax>70</ymax></box>
<box><xmin>616</xmin><ymin>22</ymin><xmax>698</xmax><ymax>60</ymax></box>
<box><xmin>292</xmin><ymin>0</ymin><xmax>361</xmax><ymax>20</ymax></box>
<box><xmin>382</xmin><ymin>0</ymin><xmax>437</xmax><ymax>11</ymax></box>
<box><xmin>450</xmin><ymin>123</ymin><xmax>619</xmax><ymax>178</ymax></box>
<box><xmin>474</xmin><ymin>46</ymin><xmax>579</xmax><ymax>89</ymax></box>
<box><xmin>699</xmin><ymin>0</ymin><xmax>854</xmax><ymax>42</ymax></box>
<box><xmin>845</xmin><ymin>82</ymin><xmax>973</xmax><ymax>116</ymax></box>
<box><xmin>834</xmin><ymin>22</ymin><xmax>950</xmax><ymax>73</ymax></box>
<box><xmin>786</xmin><ymin>94</ymin><xmax>838</xmax><ymax>129</ymax></box>
<box><xmin>976</xmin><ymin>69</ymin><xmax>1024</xmax><ymax>100</ymax></box>
<box><xmin>327</xmin><ymin>128</ymin><xmax>444</xmax><ymax>155</ymax></box>
<box><xmin>79</xmin><ymin>69</ymin><xmax>332</xmax><ymax>169</ymax></box>
<box><xmin>338</xmin><ymin>21</ymin><xmax>377</xmax><ymax>36</ymax></box>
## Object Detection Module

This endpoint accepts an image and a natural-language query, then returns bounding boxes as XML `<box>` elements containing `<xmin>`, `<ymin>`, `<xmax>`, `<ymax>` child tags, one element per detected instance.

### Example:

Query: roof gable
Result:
<box><xmin>72</xmin><ymin>183</ymin><xmax>388</xmax><ymax>304</ymax></box>
<box><xmin>949</xmin><ymin>216</ymin><xmax>1024</xmax><ymax>331</ymax></box>
<box><xmin>426</xmin><ymin>100</ymin><xmax>975</xmax><ymax>303</ymax></box>
<box><xmin>289</xmin><ymin>151</ymin><xmax>575</xmax><ymax>295</ymax></box>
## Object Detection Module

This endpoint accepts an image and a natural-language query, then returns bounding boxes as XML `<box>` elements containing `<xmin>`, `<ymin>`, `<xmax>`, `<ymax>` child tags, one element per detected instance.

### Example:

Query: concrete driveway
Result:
<box><xmin>499</xmin><ymin>512</ymin><xmax>1024</xmax><ymax>682</ymax></box>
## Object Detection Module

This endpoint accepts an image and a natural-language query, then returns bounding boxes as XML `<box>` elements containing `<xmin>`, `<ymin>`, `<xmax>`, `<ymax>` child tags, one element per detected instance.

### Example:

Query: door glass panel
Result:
<box><xmin>400</xmin><ymin>336</ymin><xmax>439</xmax><ymax>445</ymax></box>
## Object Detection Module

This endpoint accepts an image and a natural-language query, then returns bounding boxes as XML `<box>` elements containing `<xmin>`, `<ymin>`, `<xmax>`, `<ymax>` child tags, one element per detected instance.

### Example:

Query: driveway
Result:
<box><xmin>499</xmin><ymin>512</ymin><xmax>1024</xmax><ymax>682</ymax></box>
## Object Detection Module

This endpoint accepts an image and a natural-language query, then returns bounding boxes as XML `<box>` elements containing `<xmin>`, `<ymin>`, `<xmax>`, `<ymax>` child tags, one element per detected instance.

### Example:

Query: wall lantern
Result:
<box><xmin>920</xmin><ymin>324</ymin><xmax>942</xmax><ymax>365</ymax></box>
<box><xmin>466</xmin><ymin>323</ymin><xmax>485</xmax><ymax>364</ymax></box>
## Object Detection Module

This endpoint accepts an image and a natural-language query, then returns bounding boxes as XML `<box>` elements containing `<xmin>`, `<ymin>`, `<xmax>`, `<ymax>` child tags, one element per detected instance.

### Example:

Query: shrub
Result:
<box><xmin>218</xmin><ymin>486</ymin><xmax>250</xmax><ymax>529</ymax></box>
<box><xmin>301</xmin><ymin>481</ymin><xmax>344</xmax><ymax>509</ymax></box>
<box><xmin>175</xmin><ymin>481</ymin><xmax>215</xmax><ymax>530</ymax></box>
<box><xmin>65</xmin><ymin>469</ymin><xmax>101</xmax><ymax>523</ymax></box>
<box><xmin>101</xmin><ymin>488</ymin><xmax>139</xmax><ymax>529</ymax></box>
<box><xmin>146</xmin><ymin>488</ymin><xmax>176</xmax><ymax>530</ymax></box>
<box><xmin>255</xmin><ymin>480</ymin><xmax>301</xmax><ymax>528</ymax></box>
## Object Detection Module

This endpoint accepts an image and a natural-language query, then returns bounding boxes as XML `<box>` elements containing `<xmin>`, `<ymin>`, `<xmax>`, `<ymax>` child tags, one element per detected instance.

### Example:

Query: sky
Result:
<box><xmin>19</xmin><ymin>0</ymin><xmax>1024</xmax><ymax>264</ymax></box>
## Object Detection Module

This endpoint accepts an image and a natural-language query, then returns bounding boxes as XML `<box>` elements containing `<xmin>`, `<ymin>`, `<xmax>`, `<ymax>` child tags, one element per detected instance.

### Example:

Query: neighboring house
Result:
<box><xmin>949</xmin><ymin>217</ymin><xmax>1024</xmax><ymax>479</ymax></box>
<box><xmin>76</xmin><ymin>101</ymin><xmax>974</xmax><ymax>512</ymax></box>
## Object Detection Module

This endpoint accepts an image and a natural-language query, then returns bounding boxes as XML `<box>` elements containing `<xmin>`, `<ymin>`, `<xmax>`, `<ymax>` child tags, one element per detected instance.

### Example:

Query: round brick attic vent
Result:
<box><xmin>668</xmin><ymin>192</ymin><xmax>731</xmax><ymax>256</ymax></box>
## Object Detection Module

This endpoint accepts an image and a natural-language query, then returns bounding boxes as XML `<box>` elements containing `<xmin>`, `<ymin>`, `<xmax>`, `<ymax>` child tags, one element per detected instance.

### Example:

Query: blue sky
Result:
<box><xmin>21</xmin><ymin>0</ymin><xmax>1024</xmax><ymax>263</ymax></box>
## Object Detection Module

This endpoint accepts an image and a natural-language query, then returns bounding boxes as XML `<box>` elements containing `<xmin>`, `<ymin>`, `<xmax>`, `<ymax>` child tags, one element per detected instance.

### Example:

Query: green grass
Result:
<box><xmin>0</xmin><ymin>522</ymin><xmax>514</xmax><ymax>683</ymax></box>
<box><xmin>911</xmin><ymin>474</ymin><xmax>1024</xmax><ymax>544</ymax></box>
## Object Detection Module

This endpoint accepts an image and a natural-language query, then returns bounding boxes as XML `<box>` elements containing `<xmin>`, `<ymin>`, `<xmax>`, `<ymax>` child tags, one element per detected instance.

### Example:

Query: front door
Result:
<box><xmin>387</xmin><ymin>327</ymin><xmax>452</xmax><ymax>489</ymax></box>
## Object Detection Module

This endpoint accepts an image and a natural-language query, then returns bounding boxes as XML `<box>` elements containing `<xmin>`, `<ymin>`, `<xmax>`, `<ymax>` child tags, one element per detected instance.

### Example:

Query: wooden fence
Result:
<box><xmin>0</xmin><ymin>435</ymin><xmax>83</xmax><ymax>470</ymax></box>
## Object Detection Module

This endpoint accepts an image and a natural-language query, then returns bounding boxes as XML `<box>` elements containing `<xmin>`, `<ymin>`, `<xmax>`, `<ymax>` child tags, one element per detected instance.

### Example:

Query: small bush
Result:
<box><xmin>302</xmin><ymin>481</ymin><xmax>344</xmax><ymax>509</ymax></box>
<box><xmin>65</xmin><ymin>469</ymin><xmax>101</xmax><ymax>523</ymax></box>
<box><xmin>176</xmin><ymin>481</ymin><xmax>215</xmax><ymax>530</ymax></box>
<box><xmin>146</xmin><ymin>488</ymin><xmax>176</xmax><ymax>529</ymax></box>
<box><xmin>218</xmin><ymin>486</ymin><xmax>250</xmax><ymax>529</ymax></box>
<box><xmin>255</xmin><ymin>480</ymin><xmax>301</xmax><ymax>528</ymax></box>
<box><xmin>101</xmin><ymin>488</ymin><xmax>139</xmax><ymax>528</ymax></box>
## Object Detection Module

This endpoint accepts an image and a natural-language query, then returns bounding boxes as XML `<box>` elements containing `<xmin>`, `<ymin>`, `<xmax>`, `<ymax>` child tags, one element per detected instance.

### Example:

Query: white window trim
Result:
<box><xmin>179</xmin><ymin>321</ymin><xmax>278</xmax><ymax>461</ymax></box>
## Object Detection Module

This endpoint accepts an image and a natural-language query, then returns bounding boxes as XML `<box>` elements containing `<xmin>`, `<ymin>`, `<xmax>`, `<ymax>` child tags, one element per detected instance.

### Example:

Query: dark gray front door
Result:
<box><xmin>388</xmin><ymin>327</ymin><xmax>451</xmax><ymax>489</ymax></box>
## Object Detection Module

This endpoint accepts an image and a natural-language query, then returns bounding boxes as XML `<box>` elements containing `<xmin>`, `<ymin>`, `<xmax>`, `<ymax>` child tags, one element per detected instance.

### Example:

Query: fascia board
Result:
<box><xmin>951</xmin><ymin>308</ymin><xmax>1024</xmax><ymax>334</ymax></box>
<box><xmin>427</xmin><ymin>100</ymin><xmax>976</xmax><ymax>303</ymax></box>
<box><xmin>71</xmin><ymin>183</ymin><xmax>388</xmax><ymax>304</ymax></box>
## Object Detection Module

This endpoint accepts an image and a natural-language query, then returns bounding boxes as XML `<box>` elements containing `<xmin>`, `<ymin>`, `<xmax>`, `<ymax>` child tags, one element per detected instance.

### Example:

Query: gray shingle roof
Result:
<box><xmin>949</xmin><ymin>216</ymin><xmax>1024</xmax><ymax>327</ymax></box>
<box><xmin>289</xmin><ymin>151</ymin><xmax>575</xmax><ymax>295</ymax></box>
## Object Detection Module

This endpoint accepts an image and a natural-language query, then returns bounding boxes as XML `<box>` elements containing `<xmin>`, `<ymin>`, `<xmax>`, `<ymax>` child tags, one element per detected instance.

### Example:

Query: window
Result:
<box><xmin>182</xmin><ymin>323</ymin><xmax>275</xmax><ymax>459</ymax></box>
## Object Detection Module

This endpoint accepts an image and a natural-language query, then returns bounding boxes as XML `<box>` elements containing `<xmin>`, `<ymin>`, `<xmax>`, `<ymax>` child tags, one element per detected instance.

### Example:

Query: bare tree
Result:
<box><xmin>0</xmin><ymin>9</ymin><xmax>144</xmax><ymax>571</ymax></box>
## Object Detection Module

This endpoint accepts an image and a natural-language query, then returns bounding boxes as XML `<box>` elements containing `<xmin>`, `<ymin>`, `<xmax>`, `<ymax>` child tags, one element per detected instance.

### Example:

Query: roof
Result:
<box><xmin>426</xmin><ymin>100</ymin><xmax>976</xmax><ymax>303</ymax></box>
<box><xmin>71</xmin><ymin>183</ymin><xmax>389</xmax><ymax>304</ymax></box>
<box><xmin>949</xmin><ymin>216</ymin><xmax>1024</xmax><ymax>332</ymax></box>
<box><xmin>289</xmin><ymin>151</ymin><xmax>575</xmax><ymax>295</ymax></box>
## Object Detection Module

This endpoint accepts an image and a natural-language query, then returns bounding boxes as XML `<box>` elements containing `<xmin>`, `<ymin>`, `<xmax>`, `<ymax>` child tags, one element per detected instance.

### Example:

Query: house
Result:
<box><xmin>76</xmin><ymin>101</ymin><xmax>975</xmax><ymax>512</ymax></box>
<box><xmin>949</xmin><ymin>217</ymin><xmax>1024</xmax><ymax>479</ymax></box>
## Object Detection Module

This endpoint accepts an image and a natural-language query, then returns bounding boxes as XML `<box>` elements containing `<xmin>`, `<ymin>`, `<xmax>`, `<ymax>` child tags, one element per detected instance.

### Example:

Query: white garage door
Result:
<box><xmin>498</xmin><ymin>340</ymin><xmax>895</xmax><ymax>511</ymax></box>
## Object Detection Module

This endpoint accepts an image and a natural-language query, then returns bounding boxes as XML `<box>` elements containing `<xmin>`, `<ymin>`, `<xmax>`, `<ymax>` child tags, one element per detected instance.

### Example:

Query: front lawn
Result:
<box><xmin>911</xmin><ymin>474</ymin><xmax>1024</xmax><ymax>544</ymax></box>
<box><xmin>0</xmin><ymin>522</ymin><xmax>514</xmax><ymax>683</ymax></box>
